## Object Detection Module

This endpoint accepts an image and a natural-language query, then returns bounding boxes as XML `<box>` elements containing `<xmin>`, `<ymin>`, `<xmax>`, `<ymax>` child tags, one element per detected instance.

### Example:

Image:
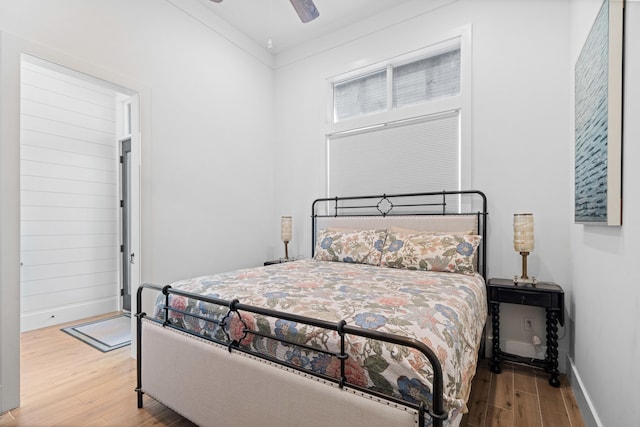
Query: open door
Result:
<box><xmin>120</xmin><ymin>137</ymin><xmax>132</xmax><ymax>312</ymax></box>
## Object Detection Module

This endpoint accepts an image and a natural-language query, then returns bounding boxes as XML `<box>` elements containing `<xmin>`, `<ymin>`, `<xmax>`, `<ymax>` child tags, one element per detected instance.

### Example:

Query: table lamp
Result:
<box><xmin>281</xmin><ymin>216</ymin><xmax>292</xmax><ymax>260</ymax></box>
<box><xmin>513</xmin><ymin>213</ymin><xmax>536</xmax><ymax>285</ymax></box>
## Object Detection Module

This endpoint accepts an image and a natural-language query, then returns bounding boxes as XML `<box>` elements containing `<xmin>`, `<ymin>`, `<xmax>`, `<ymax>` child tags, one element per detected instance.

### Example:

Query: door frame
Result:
<box><xmin>0</xmin><ymin>32</ymin><xmax>149</xmax><ymax>412</ymax></box>
<box><xmin>120</xmin><ymin>137</ymin><xmax>132</xmax><ymax>312</ymax></box>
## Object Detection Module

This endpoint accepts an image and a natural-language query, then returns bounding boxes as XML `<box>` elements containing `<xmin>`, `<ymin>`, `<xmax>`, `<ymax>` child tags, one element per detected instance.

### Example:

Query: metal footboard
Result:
<box><xmin>136</xmin><ymin>283</ymin><xmax>448</xmax><ymax>427</ymax></box>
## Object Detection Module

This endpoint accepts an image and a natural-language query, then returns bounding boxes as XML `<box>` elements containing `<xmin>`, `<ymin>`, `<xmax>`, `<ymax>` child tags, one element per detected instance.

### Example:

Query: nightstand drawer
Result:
<box><xmin>495</xmin><ymin>289</ymin><xmax>551</xmax><ymax>306</ymax></box>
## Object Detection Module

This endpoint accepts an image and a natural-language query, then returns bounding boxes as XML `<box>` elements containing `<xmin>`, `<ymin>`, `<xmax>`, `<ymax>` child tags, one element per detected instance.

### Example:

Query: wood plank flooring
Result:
<box><xmin>461</xmin><ymin>359</ymin><xmax>585</xmax><ymax>427</ymax></box>
<box><xmin>0</xmin><ymin>313</ymin><xmax>196</xmax><ymax>427</ymax></box>
<box><xmin>1</xmin><ymin>313</ymin><xmax>585</xmax><ymax>426</ymax></box>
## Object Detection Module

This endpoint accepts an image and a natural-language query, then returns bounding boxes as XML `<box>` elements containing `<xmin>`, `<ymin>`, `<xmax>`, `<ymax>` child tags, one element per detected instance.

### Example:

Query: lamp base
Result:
<box><xmin>513</xmin><ymin>275</ymin><xmax>537</xmax><ymax>286</ymax></box>
<box><xmin>514</xmin><ymin>251</ymin><xmax>536</xmax><ymax>286</ymax></box>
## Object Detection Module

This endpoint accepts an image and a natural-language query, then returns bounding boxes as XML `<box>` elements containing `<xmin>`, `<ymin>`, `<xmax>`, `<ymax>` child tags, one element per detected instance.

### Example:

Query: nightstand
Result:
<box><xmin>487</xmin><ymin>278</ymin><xmax>565</xmax><ymax>387</ymax></box>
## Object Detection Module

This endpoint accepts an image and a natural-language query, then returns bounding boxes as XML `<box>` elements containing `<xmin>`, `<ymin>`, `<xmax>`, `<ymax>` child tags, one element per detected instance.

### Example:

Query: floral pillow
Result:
<box><xmin>380</xmin><ymin>232</ymin><xmax>481</xmax><ymax>275</ymax></box>
<box><xmin>314</xmin><ymin>229</ymin><xmax>388</xmax><ymax>265</ymax></box>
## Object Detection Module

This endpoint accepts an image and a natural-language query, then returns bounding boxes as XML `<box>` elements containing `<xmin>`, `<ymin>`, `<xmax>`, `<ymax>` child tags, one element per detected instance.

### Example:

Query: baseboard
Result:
<box><xmin>566</xmin><ymin>355</ymin><xmax>603</xmax><ymax>427</ymax></box>
<box><xmin>20</xmin><ymin>298</ymin><xmax>119</xmax><ymax>332</ymax></box>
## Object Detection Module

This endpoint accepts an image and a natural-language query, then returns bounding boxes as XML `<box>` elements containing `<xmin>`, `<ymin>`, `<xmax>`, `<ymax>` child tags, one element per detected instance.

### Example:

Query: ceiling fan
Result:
<box><xmin>209</xmin><ymin>0</ymin><xmax>320</xmax><ymax>23</ymax></box>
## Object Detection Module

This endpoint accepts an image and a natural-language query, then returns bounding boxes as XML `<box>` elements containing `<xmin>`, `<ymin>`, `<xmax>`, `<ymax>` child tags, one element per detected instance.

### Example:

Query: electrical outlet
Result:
<box><xmin>524</xmin><ymin>317</ymin><xmax>533</xmax><ymax>331</ymax></box>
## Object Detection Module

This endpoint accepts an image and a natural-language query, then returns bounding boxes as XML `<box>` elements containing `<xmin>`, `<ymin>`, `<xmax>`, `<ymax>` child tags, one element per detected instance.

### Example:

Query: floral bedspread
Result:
<box><xmin>155</xmin><ymin>259</ymin><xmax>486</xmax><ymax>423</ymax></box>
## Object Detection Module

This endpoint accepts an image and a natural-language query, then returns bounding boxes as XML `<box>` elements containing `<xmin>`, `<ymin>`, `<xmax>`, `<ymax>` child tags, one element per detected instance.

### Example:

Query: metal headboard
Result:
<box><xmin>311</xmin><ymin>190</ymin><xmax>488</xmax><ymax>278</ymax></box>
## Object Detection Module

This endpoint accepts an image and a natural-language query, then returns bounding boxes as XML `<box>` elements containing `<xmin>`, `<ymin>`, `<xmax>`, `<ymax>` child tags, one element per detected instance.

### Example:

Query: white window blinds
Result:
<box><xmin>393</xmin><ymin>49</ymin><xmax>461</xmax><ymax>108</ymax></box>
<box><xmin>334</xmin><ymin>70</ymin><xmax>387</xmax><ymax>122</ymax></box>
<box><xmin>328</xmin><ymin>111</ymin><xmax>460</xmax><ymax>197</ymax></box>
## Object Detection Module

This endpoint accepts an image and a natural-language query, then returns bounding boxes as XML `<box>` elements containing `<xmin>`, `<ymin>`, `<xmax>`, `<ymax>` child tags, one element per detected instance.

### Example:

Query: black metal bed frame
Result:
<box><xmin>136</xmin><ymin>190</ymin><xmax>488</xmax><ymax>427</ymax></box>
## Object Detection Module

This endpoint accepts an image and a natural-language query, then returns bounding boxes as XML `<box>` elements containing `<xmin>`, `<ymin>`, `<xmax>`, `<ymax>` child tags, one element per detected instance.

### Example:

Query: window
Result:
<box><xmin>328</xmin><ymin>112</ymin><xmax>460</xmax><ymax>197</ymax></box>
<box><xmin>326</xmin><ymin>33</ymin><xmax>470</xmax><ymax>197</ymax></box>
<box><xmin>332</xmin><ymin>38</ymin><xmax>461</xmax><ymax>123</ymax></box>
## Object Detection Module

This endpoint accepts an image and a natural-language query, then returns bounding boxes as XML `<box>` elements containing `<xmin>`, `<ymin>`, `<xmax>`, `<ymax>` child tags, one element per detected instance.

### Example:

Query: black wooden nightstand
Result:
<box><xmin>487</xmin><ymin>278</ymin><xmax>565</xmax><ymax>387</ymax></box>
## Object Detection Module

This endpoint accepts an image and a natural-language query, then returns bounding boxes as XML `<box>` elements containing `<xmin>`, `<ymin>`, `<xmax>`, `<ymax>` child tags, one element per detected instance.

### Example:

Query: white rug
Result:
<box><xmin>62</xmin><ymin>314</ymin><xmax>131</xmax><ymax>352</ymax></box>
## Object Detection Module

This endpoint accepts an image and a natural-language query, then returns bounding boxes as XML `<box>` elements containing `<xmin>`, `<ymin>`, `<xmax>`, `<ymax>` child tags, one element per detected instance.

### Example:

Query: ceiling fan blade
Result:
<box><xmin>289</xmin><ymin>0</ymin><xmax>319</xmax><ymax>23</ymax></box>
<box><xmin>209</xmin><ymin>0</ymin><xmax>223</xmax><ymax>3</ymax></box>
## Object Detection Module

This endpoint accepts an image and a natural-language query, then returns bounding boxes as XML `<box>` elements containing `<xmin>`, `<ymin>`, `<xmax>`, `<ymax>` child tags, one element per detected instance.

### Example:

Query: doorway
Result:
<box><xmin>1</xmin><ymin>34</ymin><xmax>145</xmax><ymax>413</ymax></box>
<box><xmin>19</xmin><ymin>55</ymin><xmax>140</xmax><ymax>331</ymax></box>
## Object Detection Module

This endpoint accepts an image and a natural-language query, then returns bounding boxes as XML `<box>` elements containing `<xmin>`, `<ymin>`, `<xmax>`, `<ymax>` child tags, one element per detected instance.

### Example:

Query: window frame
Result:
<box><xmin>325</xmin><ymin>27</ymin><xmax>472</xmax><ymax>196</ymax></box>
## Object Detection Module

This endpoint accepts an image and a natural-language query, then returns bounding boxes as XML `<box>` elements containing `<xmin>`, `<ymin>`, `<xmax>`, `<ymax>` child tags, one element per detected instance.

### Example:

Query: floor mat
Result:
<box><xmin>61</xmin><ymin>313</ymin><xmax>131</xmax><ymax>352</ymax></box>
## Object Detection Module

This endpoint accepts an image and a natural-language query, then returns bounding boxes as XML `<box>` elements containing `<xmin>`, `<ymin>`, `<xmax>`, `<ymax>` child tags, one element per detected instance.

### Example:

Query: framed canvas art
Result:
<box><xmin>574</xmin><ymin>0</ymin><xmax>624</xmax><ymax>225</ymax></box>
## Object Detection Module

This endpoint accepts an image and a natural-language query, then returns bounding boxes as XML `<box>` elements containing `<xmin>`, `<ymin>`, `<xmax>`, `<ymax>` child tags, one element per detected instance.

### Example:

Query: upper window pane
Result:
<box><xmin>393</xmin><ymin>48</ymin><xmax>461</xmax><ymax>109</ymax></box>
<box><xmin>334</xmin><ymin>70</ymin><xmax>387</xmax><ymax>122</ymax></box>
<box><xmin>331</xmin><ymin>38</ymin><xmax>462</xmax><ymax>123</ymax></box>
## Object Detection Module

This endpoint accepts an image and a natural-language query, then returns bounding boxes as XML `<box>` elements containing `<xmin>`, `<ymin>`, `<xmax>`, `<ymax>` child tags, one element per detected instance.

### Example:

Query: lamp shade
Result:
<box><xmin>281</xmin><ymin>216</ymin><xmax>292</xmax><ymax>242</ymax></box>
<box><xmin>513</xmin><ymin>213</ymin><xmax>534</xmax><ymax>252</ymax></box>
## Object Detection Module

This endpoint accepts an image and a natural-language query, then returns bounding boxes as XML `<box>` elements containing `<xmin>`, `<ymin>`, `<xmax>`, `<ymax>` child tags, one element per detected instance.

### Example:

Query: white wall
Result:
<box><xmin>0</xmin><ymin>0</ymin><xmax>277</xmax><ymax>277</ymax></box>
<box><xmin>273</xmin><ymin>0</ymin><xmax>572</xmax><ymax>364</ymax></box>
<box><xmin>568</xmin><ymin>1</ymin><xmax>640</xmax><ymax>425</ymax></box>
<box><xmin>0</xmin><ymin>0</ymin><xmax>276</xmax><ymax>411</ymax></box>
<box><xmin>0</xmin><ymin>30</ymin><xmax>24</xmax><ymax>413</ymax></box>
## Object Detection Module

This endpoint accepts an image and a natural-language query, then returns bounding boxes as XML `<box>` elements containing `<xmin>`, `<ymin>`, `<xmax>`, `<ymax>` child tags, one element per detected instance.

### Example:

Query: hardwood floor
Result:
<box><xmin>461</xmin><ymin>359</ymin><xmax>585</xmax><ymax>427</ymax></box>
<box><xmin>0</xmin><ymin>313</ymin><xmax>195</xmax><ymax>427</ymax></box>
<box><xmin>1</xmin><ymin>314</ymin><xmax>585</xmax><ymax>427</ymax></box>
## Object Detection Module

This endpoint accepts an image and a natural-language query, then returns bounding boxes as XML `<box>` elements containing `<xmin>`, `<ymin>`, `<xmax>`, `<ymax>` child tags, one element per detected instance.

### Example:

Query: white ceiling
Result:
<box><xmin>201</xmin><ymin>0</ymin><xmax>414</xmax><ymax>54</ymax></box>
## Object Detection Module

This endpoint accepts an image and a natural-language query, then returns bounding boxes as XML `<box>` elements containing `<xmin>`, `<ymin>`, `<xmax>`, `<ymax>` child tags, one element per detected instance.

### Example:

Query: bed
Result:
<box><xmin>136</xmin><ymin>190</ymin><xmax>488</xmax><ymax>427</ymax></box>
